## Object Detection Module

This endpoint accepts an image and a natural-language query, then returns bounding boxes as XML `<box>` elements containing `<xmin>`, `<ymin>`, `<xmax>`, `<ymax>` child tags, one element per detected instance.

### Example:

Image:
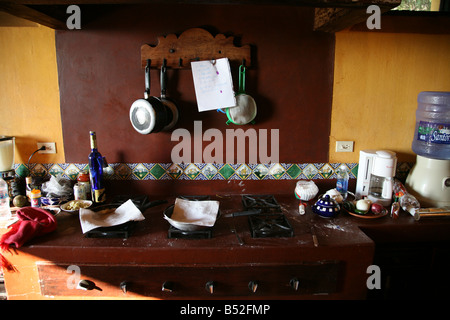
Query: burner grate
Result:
<box><xmin>248</xmin><ymin>213</ymin><xmax>294</xmax><ymax>238</ymax></box>
<box><xmin>241</xmin><ymin>195</ymin><xmax>281</xmax><ymax>213</ymax></box>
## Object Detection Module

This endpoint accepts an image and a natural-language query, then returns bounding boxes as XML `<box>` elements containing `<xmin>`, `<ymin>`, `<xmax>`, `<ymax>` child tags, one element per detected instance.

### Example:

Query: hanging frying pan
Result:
<box><xmin>130</xmin><ymin>59</ymin><xmax>169</xmax><ymax>134</ymax></box>
<box><xmin>160</xmin><ymin>61</ymin><xmax>179</xmax><ymax>131</ymax></box>
<box><xmin>221</xmin><ymin>64</ymin><xmax>257</xmax><ymax>125</ymax></box>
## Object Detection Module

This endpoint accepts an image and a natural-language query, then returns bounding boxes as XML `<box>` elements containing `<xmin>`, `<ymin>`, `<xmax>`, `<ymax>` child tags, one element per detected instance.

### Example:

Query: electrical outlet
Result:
<box><xmin>336</xmin><ymin>141</ymin><xmax>354</xmax><ymax>153</ymax></box>
<box><xmin>37</xmin><ymin>142</ymin><xmax>56</xmax><ymax>154</ymax></box>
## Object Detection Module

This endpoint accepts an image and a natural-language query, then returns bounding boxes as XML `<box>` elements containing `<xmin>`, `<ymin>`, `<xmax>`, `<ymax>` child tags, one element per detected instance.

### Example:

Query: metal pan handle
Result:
<box><xmin>160</xmin><ymin>59</ymin><xmax>167</xmax><ymax>99</ymax></box>
<box><xmin>144</xmin><ymin>59</ymin><xmax>151</xmax><ymax>99</ymax></box>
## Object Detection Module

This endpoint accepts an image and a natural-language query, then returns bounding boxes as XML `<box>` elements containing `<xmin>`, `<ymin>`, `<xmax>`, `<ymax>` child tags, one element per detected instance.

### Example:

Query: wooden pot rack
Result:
<box><xmin>140</xmin><ymin>28</ymin><xmax>252</xmax><ymax>69</ymax></box>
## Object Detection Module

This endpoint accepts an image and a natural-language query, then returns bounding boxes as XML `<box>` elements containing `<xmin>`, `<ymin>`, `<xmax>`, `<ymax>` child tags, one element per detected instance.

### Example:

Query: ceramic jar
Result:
<box><xmin>312</xmin><ymin>194</ymin><xmax>340</xmax><ymax>218</ymax></box>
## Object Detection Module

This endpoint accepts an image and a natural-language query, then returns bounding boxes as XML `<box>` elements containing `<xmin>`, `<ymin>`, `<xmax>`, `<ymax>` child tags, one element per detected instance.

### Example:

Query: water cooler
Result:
<box><xmin>406</xmin><ymin>91</ymin><xmax>450</xmax><ymax>207</ymax></box>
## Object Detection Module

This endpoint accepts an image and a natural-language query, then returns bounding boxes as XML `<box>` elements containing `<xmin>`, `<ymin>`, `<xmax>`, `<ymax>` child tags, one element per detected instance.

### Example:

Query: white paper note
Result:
<box><xmin>191</xmin><ymin>58</ymin><xmax>236</xmax><ymax>112</ymax></box>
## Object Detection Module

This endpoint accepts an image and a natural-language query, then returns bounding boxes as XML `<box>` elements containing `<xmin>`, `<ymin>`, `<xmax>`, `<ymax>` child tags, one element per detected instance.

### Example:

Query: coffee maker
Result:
<box><xmin>356</xmin><ymin>150</ymin><xmax>397</xmax><ymax>206</ymax></box>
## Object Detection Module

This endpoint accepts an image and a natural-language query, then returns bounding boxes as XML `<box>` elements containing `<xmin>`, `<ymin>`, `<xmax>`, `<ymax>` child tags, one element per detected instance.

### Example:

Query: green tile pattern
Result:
<box><xmin>13</xmin><ymin>162</ymin><xmax>414</xmax><ymax>181</ymax></box>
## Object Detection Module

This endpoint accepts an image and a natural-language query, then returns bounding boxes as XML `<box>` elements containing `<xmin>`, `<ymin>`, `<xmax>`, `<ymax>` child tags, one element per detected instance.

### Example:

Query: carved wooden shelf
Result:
<box><xmin>140</xmin><ymin>28</ymin><xmax>252</xmax><ymax>69</ymax></box>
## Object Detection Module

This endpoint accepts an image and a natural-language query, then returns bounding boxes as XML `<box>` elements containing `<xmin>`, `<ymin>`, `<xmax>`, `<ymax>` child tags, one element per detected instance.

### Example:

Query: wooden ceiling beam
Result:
<box><xmin>0</xmin><ymin>2</ymin><xmax>67</xmax><ymax>28</ymax></box>
<box><xmin>0</xmin><ymin>0</ymin><xmax>402</xmax><ymax>7</ymax></box>
<box><xmin>0</xmin><ymin>0</ymin><xmax>403</xmax><ymax>32</ymax></box>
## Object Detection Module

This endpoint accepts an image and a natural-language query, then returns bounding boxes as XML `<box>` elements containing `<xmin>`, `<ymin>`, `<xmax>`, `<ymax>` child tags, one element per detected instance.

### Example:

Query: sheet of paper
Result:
<box><xmin>191</xmin><ymin>58</ymin><xmax>236</xmax><ymax>112</ymax></box>
<box><xmin>79</xmin><ymin>199</ymin><xmax>145</xmax><ymax>234</ymax></box>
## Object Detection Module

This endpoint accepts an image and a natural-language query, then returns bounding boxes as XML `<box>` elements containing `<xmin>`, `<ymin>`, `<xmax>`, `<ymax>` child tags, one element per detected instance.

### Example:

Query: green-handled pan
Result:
<box><xmin>220</xmin><ymin>64</ymin><xmax>257</xmax><ymax>125</ymax></box>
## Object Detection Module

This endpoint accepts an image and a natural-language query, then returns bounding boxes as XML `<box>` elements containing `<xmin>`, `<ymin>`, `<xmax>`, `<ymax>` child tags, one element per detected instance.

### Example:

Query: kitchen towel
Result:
<box><xmin>1</xmin><ymin>207</ymin><xmax>57</xmax><ymax>272</ymax></box>
<box><xmin>79</xmin><ymin>199</ymin><xmax>145</xmax><ymax>234</ymax></box>
<box><xmin>169</xmin><ymin>198</ymin><xmax>219</xmax><ymax>227</ymax></box>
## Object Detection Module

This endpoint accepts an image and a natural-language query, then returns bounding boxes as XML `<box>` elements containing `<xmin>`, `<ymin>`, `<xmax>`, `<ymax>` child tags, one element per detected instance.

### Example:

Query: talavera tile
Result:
<box><xmin>16</xmin><ymin>162</ymin><xmax>412</xmax><ymax>182</ymax></box>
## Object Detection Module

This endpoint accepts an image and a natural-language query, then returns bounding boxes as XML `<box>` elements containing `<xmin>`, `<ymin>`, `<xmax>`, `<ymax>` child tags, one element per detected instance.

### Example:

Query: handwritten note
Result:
<box><xmin>191</xmin><ymin>58</ymin><xmax>236</xmax><ymax>112</ymax></box>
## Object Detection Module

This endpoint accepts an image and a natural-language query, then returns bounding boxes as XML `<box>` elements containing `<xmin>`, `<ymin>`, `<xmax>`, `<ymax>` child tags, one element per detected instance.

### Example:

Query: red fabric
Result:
<box><xmin>1</xmin><ymin>207</ymin><xmax>57</xmax><ymax>272</ymax></box>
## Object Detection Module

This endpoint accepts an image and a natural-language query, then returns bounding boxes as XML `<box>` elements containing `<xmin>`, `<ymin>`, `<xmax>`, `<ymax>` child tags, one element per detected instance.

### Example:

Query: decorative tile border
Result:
<box><xmin>13</xmin><ymin>162</ymin><xmax>414</xmax><ymax>181</ymax></box>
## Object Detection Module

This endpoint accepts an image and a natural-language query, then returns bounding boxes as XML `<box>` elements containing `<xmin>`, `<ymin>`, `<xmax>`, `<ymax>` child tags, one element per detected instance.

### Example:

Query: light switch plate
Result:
<box><xmin>336</xmin><ymin>141</ymin><xmax>354</xmax><ymax>152</ymax></box>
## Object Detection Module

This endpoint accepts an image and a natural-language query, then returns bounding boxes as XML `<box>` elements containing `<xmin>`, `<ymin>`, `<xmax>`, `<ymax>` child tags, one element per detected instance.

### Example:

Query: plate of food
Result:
<box><xmin>342</xmin><ymin>199</ymin><xmax>388</xmax><ymax>219</ymax></box>
<box><xmin>61</xmin><ymin>200</ymin><xmax>92</xmax><ymax>214</ymax></box>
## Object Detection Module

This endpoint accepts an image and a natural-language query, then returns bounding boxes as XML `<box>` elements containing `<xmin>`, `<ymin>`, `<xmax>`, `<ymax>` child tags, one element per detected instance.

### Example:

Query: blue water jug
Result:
<box><xmin>411</xmin><ymin>91</ymin><xmax>450</xmax><ymax>160</ymax></box>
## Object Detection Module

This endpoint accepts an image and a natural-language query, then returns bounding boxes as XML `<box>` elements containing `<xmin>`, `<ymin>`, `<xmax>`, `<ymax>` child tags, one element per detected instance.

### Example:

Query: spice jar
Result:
<box><xmin>30</xmin><ymin>189</ymin><xmax>41</xmax><ymax>207</ymax></box>
<box><xmin>77</xmin><ymin>170</ymin><xmax>91</xmax><ymax>200</ymax></box>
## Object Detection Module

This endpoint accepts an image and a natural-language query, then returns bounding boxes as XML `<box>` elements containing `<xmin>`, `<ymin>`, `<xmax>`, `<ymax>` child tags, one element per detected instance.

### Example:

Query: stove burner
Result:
<box><xmin>168</xmin><ymin>225</ymin><xmax>213</xmax><ymax>239</ymax></box>
<box><xmin>248</xmin><ymin>213</ymin><xmax>294</xmax><ymax>238</ymax></box>
<box><xmin>85</xmin><ymin>195</ymin><xmax>166</xmax><ymax>239</ymax></box>
<box><xmin>167</xmin><ymin>195</ymin><xmax>214</xmax><ymax>239</ymax></box>
<box><xmin>242</xmin><ymin>195</ymin><xmax>281</xmax><ymax>213</ymax></box>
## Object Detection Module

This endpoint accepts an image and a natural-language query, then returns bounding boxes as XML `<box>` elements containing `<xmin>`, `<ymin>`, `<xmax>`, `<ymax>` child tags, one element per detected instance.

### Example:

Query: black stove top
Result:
<box><xmin>165</xmin><ymin>194</ymin><xmax>293</xmax><ymax>240</ymax></box>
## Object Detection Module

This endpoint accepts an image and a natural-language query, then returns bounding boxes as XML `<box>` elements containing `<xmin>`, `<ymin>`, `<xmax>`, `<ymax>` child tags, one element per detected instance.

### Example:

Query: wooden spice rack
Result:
<box><xmin>141</xmin><ymin>28</ymin><xmax>252</xmax><ymax>69</ymax></box>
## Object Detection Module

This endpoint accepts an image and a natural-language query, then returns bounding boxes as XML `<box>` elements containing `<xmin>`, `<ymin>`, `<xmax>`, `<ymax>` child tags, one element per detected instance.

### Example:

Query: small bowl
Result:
<box><xmin>41</xmin><ymin>197</ymin><xmax>62</xmax><ymax>206</ymax></box>
<box><xmin>163</xmin><ymin>204</ymin><xmax>218</xmax><ymax>231</ymax></box>
<box><xmin>294</xmin><ymin>180</ymin><xmax>319</xmax><ymax>201</ymax></box>
<box><xmin>61</xmin><ymin>200</ymin><xmax>92</xmax><ymax>214</ymax></box>
<box><xmin>312</xmin><ymin>195</ymin><xmax>340</xmax><ymax>218</ymax></box>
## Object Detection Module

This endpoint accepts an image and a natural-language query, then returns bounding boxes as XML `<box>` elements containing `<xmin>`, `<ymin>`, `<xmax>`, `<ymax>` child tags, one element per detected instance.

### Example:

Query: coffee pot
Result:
<box><xmin>367</xmin><ymin>150</ymin><xmax>397</xmax><ymax>206</ymax></box>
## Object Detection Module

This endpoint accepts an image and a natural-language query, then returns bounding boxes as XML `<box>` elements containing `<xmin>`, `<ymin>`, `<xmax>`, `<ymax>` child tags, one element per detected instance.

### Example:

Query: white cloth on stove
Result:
<box><xmin>79</xmin><ymin>199</ymin><xmax>145</xmax><ymax>234</ymax></box>
<box><xmin>169</xmin><ymin>198</ymin><xmax>219</xmax><ymax>227</ymax></box>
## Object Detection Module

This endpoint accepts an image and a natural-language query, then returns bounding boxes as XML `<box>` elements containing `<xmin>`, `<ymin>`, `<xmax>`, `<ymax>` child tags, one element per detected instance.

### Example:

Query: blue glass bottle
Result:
<box><xmin>88</xmin><ymin>131</ymin><xmax>106</xmax><ymax>203</ymax></box>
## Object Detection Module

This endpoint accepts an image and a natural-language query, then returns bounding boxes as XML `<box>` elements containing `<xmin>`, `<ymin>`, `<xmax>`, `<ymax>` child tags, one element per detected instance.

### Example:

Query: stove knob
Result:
<box><xmin>120</xmin><ymin>281</ymin><xmax>129</xmax><ymax>294</ymax></box>
<box><xmin>205</xmin><ymin>281</ymin><xmax>216</xmax><ymax>294</ymax></box>
<box><xmin>290</xmin><ymin>278</ymin><xmax>300</xmax><ymax>291</ymax></box>
<box><xmin>162</xmin><ymin>281</ymin><xmax>174</xmax><ymax>292</ymax></box>
<box><xmin>248</xmin><ymin>280</ymin><xmax>259</xmax><ymax>293</ymax></box>
<box><xmin>76</xmin><ymin>279</ymin><xmax>102</xmax><ymax>291</ymax></box>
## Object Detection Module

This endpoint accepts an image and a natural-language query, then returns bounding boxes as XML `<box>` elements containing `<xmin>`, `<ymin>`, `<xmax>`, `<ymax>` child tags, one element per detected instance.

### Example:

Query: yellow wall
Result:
<box><xmin>0</xmin><ymin>23</ymin><xmax>64</xmax><ymax>165</ymax></box>
<box><xmin>330</xmin><ymin>31</ymin><xmax>450</xmax><ymax>163</ymax></box>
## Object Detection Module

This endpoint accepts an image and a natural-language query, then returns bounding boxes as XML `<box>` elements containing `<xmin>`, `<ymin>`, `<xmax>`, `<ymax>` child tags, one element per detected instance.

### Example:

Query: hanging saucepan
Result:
<box><xmin>130</xmin><ymin>59</ymin><xmax>170</xmax><ymax>134</ymax></box>
<box><xmin>219</xmin><ymin>64</ymin><xmax>257</xmax><ymax>125</ymax></box>
<box><xmin>160</xmin><ymin>60</ymin><xmax>179</xmax><ymax>131</ymax></box>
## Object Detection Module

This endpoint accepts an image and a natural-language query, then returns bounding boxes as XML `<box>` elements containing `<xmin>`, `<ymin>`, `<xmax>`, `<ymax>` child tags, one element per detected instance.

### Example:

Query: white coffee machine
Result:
<box><xmin>356</xmin><ymin>150</ymin><xmax>397</xmax><ymax>206</ymax></box>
